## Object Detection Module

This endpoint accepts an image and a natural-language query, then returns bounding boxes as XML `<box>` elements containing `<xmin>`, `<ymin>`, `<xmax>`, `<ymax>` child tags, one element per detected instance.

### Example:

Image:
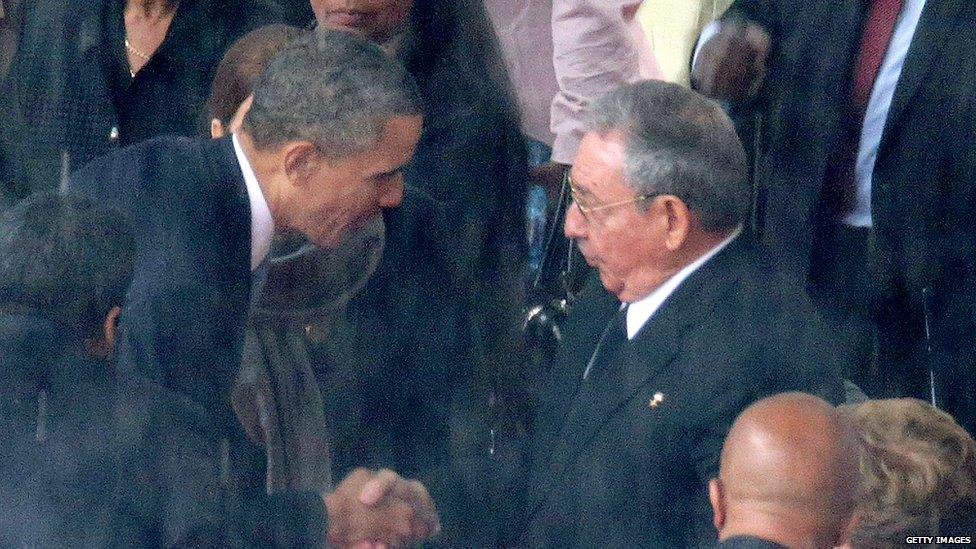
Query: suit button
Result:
<box><xmin>108</xmin><ymin>126</ymin><xmax>120</xmax><ymax>143</ymax></box>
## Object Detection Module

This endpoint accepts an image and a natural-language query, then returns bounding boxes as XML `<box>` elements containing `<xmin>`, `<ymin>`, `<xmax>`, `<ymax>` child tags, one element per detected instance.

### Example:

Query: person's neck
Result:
<box><xmin>676</xmin><ymin>228</ymin><xmax>735</xmax><ymax>267</ymax></box>
<box><xmin>127</xmin><ymin>0</ymin><xmax>177</xmax><ymax>19</ymax></box>
<box><xmin>720</xmin><ymin>510</ymin><xmax>833</xmax><ymax>548</ymax></box>
<box><xmin>624</xmin><ymin>227</ymin><xmax>736</xmax><ymax>301</ymax></box>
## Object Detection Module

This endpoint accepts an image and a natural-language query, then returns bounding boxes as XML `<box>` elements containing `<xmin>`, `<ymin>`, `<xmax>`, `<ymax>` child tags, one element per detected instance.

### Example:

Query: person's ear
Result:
<box><xmin>282</xmin><ymin>141</ymin><xmax>321</xmax><ymax>187</ymax></box>
<box><xmin>708</xmin><ymin>478</ymin><xmax>726</xmax><ymax>532</ymax></box>
<box><xmin>228</xmin><ymin>94</ymin><xmax>254</xmax><ymax>134</ymax></box>
<box><xmin>648</xmin><ymin>194</ymin><xmax>691</xmax><ymax>251</ymax></box>
<box><xmin>210</xmin><ymin>118</ymin><xmax>225</xmax><ymax>139</ymax></box>
<box><xmin>103</xmin><ymin>305</ymin><xmax>121</xmax><ymax>350</ymax></box>
<box><xmin>84</xmin><ymin>305</ymin><xmax>122</xmax><ymax>358</ymax></box>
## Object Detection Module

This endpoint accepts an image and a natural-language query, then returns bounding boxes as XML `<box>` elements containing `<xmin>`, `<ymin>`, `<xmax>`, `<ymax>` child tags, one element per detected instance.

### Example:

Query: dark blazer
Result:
<box><xmin>70</xmin><ymin>136</ymin><xmax>251</xmax><ymax>413</ymax></box>
<box><xmin>69</xmin><ymin>136</ymin><xmax>324</xmax><ymax>547</ymax></box>
<box><xmin>725</xmin><ymin>0</ymin><xmax>976</xmax><ymax>432</ymax></box>
<box><xmin>520</xmin><ymin>237</ymin><xmax>847</xmax><ymax>547</ymax></box>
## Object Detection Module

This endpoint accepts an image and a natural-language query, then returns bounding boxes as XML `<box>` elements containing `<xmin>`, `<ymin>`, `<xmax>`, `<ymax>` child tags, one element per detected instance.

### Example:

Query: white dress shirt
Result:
<box><xmin>232</xmin><ymin>133</ymin><xmax>275</xmax><ymax>271</ymax></box>
<box><xmin>694</xmin><ymin>1</ymin><xmax>927</xmax><ymax>227</ymax></box>
<box><xmin>625</xmin><ymin>226</ymin><xmax>741</xmax><ymax>339</ymax></box>
<box><xmin>846</xmin><ymin>0</ymin><xmax>926</xmax><ymax>227</ymax></box>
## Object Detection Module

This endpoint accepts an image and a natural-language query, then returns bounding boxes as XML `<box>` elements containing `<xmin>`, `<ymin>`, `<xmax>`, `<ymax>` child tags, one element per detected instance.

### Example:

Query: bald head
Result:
<box><xmin>709</xmin><ymin>392</ymin><xmax>860</xmax><ymax>547</ymax></box>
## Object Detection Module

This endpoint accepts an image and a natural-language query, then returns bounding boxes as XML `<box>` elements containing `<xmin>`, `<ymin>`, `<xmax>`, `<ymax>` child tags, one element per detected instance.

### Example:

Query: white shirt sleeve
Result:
<box><xmin>549</xmin><ymin>0</ymin><xmax>660</xmax><ymax>164</ymax></box>
<box><xmin>691</xmin><ymin>20</ymin><xmax>723</xmax><ymax>71</ymax></box>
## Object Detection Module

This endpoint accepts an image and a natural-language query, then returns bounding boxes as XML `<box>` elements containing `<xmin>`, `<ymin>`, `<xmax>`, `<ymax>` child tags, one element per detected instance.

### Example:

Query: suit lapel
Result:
<box><xmin>530</xmin><ymin>279</ymin><xmax>618</xmax><ymax>475</ymax></box>
<box><xmin>528</xmin><ymin>238</ymin><xmax>746</xmax><ymax>517</ymax></box>
<box><xmin>880</xmin><ymin>0</ymin><xmax>965</xmax><ymax>150</ymax></box>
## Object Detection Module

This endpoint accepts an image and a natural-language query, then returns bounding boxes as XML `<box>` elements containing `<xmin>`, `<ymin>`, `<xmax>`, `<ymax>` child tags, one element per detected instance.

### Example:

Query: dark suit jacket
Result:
<box><xmin>69</xmin><ymin>136</ymin><xmax>324</xmax><ymax>547</ymax></box>
<box><xmin>520</xmin><ymin>237</ymin><xmax>847</xmax><ymax>547</ymax></box>
<box><xmin>725</xmin><ymin>0</ymin><xmax>976</xmax><ymax>432</ymax></box>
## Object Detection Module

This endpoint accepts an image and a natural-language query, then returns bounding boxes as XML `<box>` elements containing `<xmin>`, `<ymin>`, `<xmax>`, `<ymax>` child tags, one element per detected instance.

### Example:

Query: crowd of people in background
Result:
<box><xmin>1</xmin><ymin>0</ymin><xmax>975</xmax><ymax>547</ymax></box>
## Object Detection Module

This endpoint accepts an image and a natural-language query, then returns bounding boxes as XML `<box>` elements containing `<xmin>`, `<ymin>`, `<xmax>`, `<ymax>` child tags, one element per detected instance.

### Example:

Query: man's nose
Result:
<box><xmin>564</xmin><ymin>201</ymin><xmax>587</xmax><ymax>240</ymax></box>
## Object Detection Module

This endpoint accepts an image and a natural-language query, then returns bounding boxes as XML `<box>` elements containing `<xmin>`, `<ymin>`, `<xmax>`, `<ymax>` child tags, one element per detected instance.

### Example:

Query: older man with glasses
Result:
<box><xmin>515</xmin><ymin>80</ymin><xmax>849</xmax><ymax>548</ymax></box>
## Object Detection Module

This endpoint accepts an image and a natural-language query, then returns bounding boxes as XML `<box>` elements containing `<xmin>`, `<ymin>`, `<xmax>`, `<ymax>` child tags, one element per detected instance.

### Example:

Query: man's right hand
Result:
<box><xmin>324</xmin><ymin>468</ymin><xmax>440</xmax><ymax>548</ymax></box>
<box><xmin>692</xmin><ymin>19</ymin><xmax>772</xmax><ymax>101</ymax></box>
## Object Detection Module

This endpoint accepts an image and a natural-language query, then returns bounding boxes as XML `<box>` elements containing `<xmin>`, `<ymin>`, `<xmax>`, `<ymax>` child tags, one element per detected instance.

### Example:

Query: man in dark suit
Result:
<box><xmin>708</xmin><ymin>393</ymin><xmax>860</xmax><ymax>548</ymax></box>
<box><xmin>518</xmin><ymin>80</ymin><xmax>847</xmax><ymax>547</ymax></box>
<box><xmin>0</xmin><ymin>192</ymin><xmax>133</xmax><ymax>547</ymax></box>
<box><xmin>693</xmin><ymin>0</ymin><xmax>976</xmax><ymax>433</ymax></box>
<box><xmin>69</xmin><ymin>29</ymin><xmax>438</xmax><ymax>547</ymax></box>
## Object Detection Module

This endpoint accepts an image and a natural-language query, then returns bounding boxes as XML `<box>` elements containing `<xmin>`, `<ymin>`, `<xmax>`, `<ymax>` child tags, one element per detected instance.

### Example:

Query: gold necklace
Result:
<box><xmin>124</xmin><ymin>37</ymin><xmax>151</xmax><ymax>78</ymax></box>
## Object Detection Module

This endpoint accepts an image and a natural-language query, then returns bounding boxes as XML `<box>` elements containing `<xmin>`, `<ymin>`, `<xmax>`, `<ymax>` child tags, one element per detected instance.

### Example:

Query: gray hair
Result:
<box><xmin>244</xmin><ymin>28</ymin><xmax>423</xmax><ymax>158</ymax></box>
<box><xmin>587</xmin><ymin>80</ymin><xmax>749</xmax><ymax>232</ymax></box>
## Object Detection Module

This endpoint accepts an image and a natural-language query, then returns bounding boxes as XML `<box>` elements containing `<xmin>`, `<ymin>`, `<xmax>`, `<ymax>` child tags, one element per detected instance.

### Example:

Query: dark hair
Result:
<box><xmin>0</xmin><ymin>192</ymin><xmax>135</xmax><ymax>337</ymax></box>
<box><xmin>244</xmin><ymin>28</ymin><xmax>423</xmax><ymax>158</ymax></box>
<box><xmin>588</xmin><ymin>80</ymin><xmax>750</xmax><ymax>232</ymax></box>
<box><xmin>205</xmin><ymin>24</ymin><xmax>305</xmax><ymax>126</ymax></box>
<box><xmin>402</xmin><ymin>0</ymin><xmax>519</xmax><ymax>124</ymax></box>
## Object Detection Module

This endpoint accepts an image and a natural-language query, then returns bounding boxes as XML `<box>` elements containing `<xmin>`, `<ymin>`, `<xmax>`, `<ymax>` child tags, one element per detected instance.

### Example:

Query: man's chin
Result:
<box><xmin>597</xmin><ymin>270</ymin><xmax>625</xmax><ymax>299</ymax></box>
<box><xmin>348</xmin><ymin>212</ymin><xmax>379</xmax><ymax>232</ymax></box>
<box><xmin>578</xmin><ymin>250</ymin><xmax>596</xmax><ymax>267</ymax></box>
<box><xmin>305</xmin><ymin>230</ymin><xmax>343</xmax><ymax>250</ymax></box>
<box><xmin>308</xmin><ymin>220</ymin><xmax>370</xmax><ymax>249</ymax></box>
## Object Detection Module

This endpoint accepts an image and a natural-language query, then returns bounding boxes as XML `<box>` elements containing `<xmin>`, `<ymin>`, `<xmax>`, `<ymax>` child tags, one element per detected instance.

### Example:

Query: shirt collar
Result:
<box><xmin>232</xmin><ymin>133</ymin><xmax>275</xmax><ymax>271</ymax></box>
<box><xmin>625</xmin><ymin>225</ymin><xmax>742</xmax><ymax>339</ymax></box>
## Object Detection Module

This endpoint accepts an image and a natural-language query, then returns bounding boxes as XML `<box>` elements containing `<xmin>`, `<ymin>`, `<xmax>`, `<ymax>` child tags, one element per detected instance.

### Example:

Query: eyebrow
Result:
<box><xmin>568</xmin><ymin>172</ymin><xmax>594</xmax><ymax>197</ymax></box>
<box><xmin>369</xmin><ymin>164</ymin><xmax>406</xmax><ymax>180</ymax></box>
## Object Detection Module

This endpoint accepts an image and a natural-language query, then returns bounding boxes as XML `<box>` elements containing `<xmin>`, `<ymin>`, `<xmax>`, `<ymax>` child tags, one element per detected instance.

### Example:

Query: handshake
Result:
<box><xmin>324</xmin><ymin>468</ymin><xmax>441</xmax><ymax>548</ymax></box>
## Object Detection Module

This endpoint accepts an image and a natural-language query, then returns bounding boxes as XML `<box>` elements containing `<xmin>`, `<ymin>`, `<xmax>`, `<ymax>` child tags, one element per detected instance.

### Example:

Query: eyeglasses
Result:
<box><xmin>566</xmin><ymin>172</ymin><xmax>654</xmax><ymax>223</ymax></box>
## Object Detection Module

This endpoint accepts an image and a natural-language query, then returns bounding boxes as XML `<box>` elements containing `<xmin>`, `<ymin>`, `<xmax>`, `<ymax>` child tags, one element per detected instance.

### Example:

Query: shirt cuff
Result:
<box><xmin>691</xmin><ymin>20</ymin><xmax>723</xmax><ymax>71</ymax></box>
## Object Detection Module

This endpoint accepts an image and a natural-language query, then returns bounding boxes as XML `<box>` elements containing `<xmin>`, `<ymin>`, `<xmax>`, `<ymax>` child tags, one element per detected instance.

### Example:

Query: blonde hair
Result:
<box><xmin>841</xmin><ymin>398</ymin><xmax>976</xmax><ymax>547</ymax></box>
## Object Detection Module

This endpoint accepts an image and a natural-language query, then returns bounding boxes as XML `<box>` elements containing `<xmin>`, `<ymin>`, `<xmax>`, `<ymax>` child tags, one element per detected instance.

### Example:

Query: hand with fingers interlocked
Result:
<box><xmin>324</xmin><ymin>468</ymin><xmax>440</xmax><ymax>548</ymax></box>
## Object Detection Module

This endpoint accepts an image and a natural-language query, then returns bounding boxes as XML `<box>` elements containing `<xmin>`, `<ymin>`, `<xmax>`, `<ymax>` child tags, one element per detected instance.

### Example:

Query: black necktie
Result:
<box><xmin>583</xmin><ymin>304</ymin><xmax>628</xmax><ymax>380</ymax></box>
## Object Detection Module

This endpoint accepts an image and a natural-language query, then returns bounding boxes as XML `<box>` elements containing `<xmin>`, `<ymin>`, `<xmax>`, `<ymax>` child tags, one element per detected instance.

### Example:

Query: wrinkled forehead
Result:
<box><xmin>570</xmin><ymin>131</ymin><xmax>629</xmax><ymax>195</ymax></box>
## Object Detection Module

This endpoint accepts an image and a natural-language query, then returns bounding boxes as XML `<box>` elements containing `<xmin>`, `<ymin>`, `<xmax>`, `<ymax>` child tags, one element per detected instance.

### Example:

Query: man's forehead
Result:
<box><xmin>358</xmin><ymin>115</ymin><xmax>422</xmax><ymax>166</ymax></box>
<box><xmin>572</xmin><ymin>130</ymin><xmax>627</xmax><ymax>192</ymax></box>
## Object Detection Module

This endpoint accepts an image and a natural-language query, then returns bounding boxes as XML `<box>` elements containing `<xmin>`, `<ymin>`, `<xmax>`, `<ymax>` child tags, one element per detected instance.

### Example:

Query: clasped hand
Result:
<box><xmin>325</xmin><ymin>468</ymin><xmax>440</xmax><ymax>548</ymax></box>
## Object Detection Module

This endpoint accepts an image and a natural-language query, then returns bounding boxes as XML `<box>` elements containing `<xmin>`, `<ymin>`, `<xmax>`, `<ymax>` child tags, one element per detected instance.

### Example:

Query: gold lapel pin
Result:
<box><xmin>648</xmin><ymin>392</ymin><xmax>665</xmax><ymax>408</ymax></box>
